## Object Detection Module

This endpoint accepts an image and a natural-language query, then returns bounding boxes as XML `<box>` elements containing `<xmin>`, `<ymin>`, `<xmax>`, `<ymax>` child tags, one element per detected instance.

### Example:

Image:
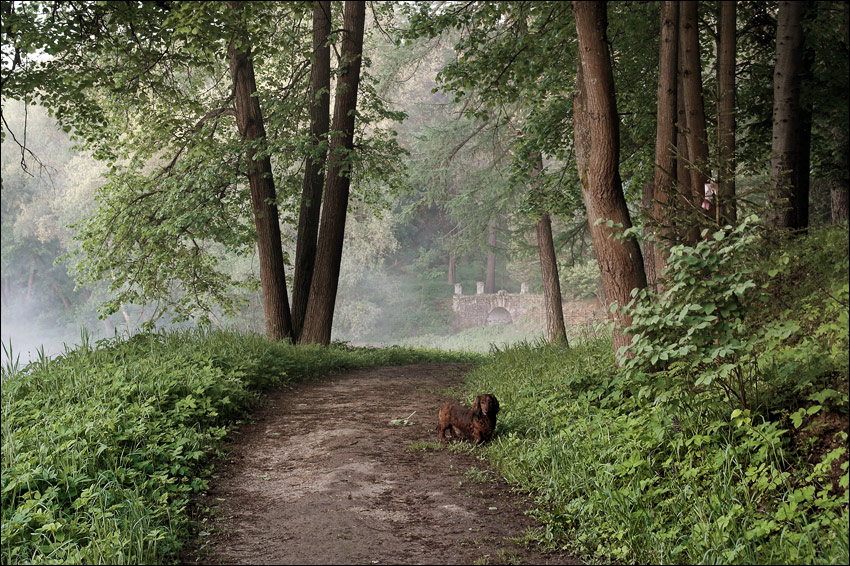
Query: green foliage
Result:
<box><xmin>621</xmin><ymin>216</ymin><xmax>772</xmax><ymax>410</ymax></box>
<box><xmin>622</xmin><ymin>217</ymin><xmax>849</xmax><ymax>415</ymax></box>
<box><xmin>0</xmin><ymin>328</ymin><xmax>477</xmax><ymax>565</ymax></box>
<box><xmin>3</xmin><ymin>1</ymin><xmax>407</xmax><ymax>325</ymax></box>
<box><xmin>560</xmin><ymin>257</ymin><xmax>601</xmax><ymax>300</ymax></box>
<box><xmin>457</xmin><ymin>225</ymin><xmax>849</xmax><ymax>564</ymax></box>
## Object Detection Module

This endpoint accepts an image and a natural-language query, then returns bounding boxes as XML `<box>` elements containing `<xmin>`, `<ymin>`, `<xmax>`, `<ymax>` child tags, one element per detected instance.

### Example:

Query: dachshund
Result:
<box><xmin>437</xmin><ymin>394</ymin><xmax>500</xmax><ymax>444</ymax></box>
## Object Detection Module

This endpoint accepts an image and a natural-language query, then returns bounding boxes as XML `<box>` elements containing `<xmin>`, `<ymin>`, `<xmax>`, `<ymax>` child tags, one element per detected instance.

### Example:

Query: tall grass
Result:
<box><xmin>1</xmin><ymin>328</ymin><xmax>479</xmax><ymax>564</ymax></box>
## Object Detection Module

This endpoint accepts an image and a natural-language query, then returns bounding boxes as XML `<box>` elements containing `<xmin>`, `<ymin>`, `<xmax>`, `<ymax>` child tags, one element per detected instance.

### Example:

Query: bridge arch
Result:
<box><xmin>486</xmin><ymin>306</ymin><xmax>513</xmax><ymax>325</ymax></box>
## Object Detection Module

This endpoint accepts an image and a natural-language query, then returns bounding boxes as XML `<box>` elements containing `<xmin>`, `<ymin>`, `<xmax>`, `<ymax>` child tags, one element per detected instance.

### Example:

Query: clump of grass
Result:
<box><xmin>407</xmin><ymin>440</ymin><xmax>442</xmax><ymax>452</ymax></box>
<box><xmin>0</xmin><ymin>328</ymin><xmax>478</xmax><ymax>565</ymax></box>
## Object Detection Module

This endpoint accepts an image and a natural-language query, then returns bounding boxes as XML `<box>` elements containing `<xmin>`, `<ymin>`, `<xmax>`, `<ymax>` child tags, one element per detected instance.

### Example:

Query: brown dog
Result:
<box><xmin>437</xmin><ymin>394</ymin><xmax>500</xmax><ymax>444</ymax></box>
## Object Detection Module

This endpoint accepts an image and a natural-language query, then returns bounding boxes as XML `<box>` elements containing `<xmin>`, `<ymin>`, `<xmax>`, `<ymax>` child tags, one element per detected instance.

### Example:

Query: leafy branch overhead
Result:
<box><xmin>2</xmin><ymin>0</ymin><xmax>407</xmax><ymax>328</ymax></box>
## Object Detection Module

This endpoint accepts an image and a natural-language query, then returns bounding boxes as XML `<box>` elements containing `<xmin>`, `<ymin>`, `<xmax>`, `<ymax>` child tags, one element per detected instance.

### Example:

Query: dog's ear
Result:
<box><xmin>490</xmin><ymin>394</ymin><xmax>500</xmax><ymax>414</ymax></box>
<box><xmin>472</xmin><ymin>396</ymin><xmax>482</xmax><ymax>417</ymax></box>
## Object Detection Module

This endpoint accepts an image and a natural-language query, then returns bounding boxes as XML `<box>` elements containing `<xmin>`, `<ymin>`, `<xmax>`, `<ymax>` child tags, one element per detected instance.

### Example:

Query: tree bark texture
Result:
<box><xmin>651</xmin><ymin>0</ymin><xmax>679</xmax><ymax>282</ymax></box>
<box><xmin>717</xmin><ymin>0</ymin><xmax>737</xmax><ymax>225</ymax></box>
<box><xmin>795</xmin><ymin>31</ymin><xmax>814</xmax><ymax>232</ymax></box>
<box><xmin>768</xmin><ymin>1</ymin><xmax>808</xmax><ymax>229</ymax></box>
<box><xmin>676</xmin><ymin>50</ymin><xmax>696</xmax><ymax>244</ymax></box>
<box><xmin>537</xmin><ymin>212</ymin><xmax>568</xmax><ymax>344</ymax></box>
<box><xmin>300</xmin><ymin>0</ymin><xmax>366</xmax><ymax>345</ymax></box>
<box><xmin>228</xmin><ymin>6</ymin><xmax>294</xmax><ymax>342</ymax></box>
<box><xmin>680</xmin><ymin>1</ymin><xmax>709</xmax><ymax>213</ymax></box>
<box><xmin>642</xmin><ymin>182</ymin><xmax>658</xmax><ymax>288</ymax></box>
<box><xmin>485</xmin><ymin>220</ymin><xmax>497</xmax><ymax>294</ymax></box>
<box><xmin>573</xmin><ymin>0</ymin><xmax>647</xmax><ymax>362</ymax></box>
<box><xmin>292</xmin><ymin>0</ymin><xmax>332</xmax><ymax>340</ymax></box>
<box><xmin>832</xmin><ymin>187</ymin><xmax>850</xmax><ymax>223</ymax></box>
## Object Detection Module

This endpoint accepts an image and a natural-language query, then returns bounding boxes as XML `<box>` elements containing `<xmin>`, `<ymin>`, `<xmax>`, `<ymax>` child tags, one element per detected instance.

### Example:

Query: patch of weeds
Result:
<box><xmin>407</xmin><ymin>441</ymin><xmax>443</xmax><ymax>452</ymax></box>
<box><xmin>389</xmin><ymin>411</ymin><xmax>416</xmax><ymax>426</ymax></box>
<box><xmin>505</xmin><ymin>526</ymin><xmax>550</xmax><ymax>549</ymax></box>
<box><xmin>447</xmin><ymin>442</ymin><xmax>478</xmax><ymax>455</ymax></box>
<box><xmin>464</xmin><ymin>466</ymin><xmax>495</xmax><ymax>483</ymax></box>
<box><xmin>496</xmin><ymin>548</ymin><xmax>523</xmax><ymax>565</ymax></box>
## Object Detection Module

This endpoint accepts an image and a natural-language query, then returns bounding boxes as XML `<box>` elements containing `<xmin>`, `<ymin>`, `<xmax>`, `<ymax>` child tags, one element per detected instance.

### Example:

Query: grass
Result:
<box><xmin>460</xmin><ymin>337</ymin><xmax>848</xmax><ymax>564</ymax></box>
<box><xmin>0</xmin><ymin>328</ymin><xmax>479</xmax><ymax>565</ymax></box>
<box><xmin>379</xmin><ymin>318</ymin><xmax>547</xmax><ymax>354</ymax></box>
<box><xmin>452</xmin><ymin>225</ymin><xmax>849</xmax><ymax>564</ymax></box>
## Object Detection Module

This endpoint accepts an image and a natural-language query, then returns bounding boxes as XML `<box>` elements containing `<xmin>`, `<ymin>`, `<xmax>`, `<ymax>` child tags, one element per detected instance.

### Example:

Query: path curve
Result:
<box><xmin>182</xmin><ymin>363</ymin><xmax>580</xmax><ymax>565</ymax></box>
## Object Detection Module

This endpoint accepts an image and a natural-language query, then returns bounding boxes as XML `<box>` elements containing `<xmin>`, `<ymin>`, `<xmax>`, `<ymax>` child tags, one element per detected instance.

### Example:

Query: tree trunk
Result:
<box><xmin>573</xmin><ymin>0</ymin><xmax>648</xmax><ymax>362</ymax></box>
<box><xmin>642</xmin><ymin>182</ymin><xmax>657</xmax><ymax>288</ymax></box>
<box><xmin>676</xmin><ymin>49</ymin><xmax>696</xmax><ymax>244</ymax></box>
<box><xmin>537</xmin><ymin>212</ymin><xmax>568</xmax><ymax>344</ymax></box>
<box><xmin>832</xmin><ymin>186</ymin><xmax>850</xmax><ymax>223</ymax></box>
<box><xmin>447</xmin><ymin>247</ymin><xmax>456</xmax><ymax>285</ymax></box>
<box><xmin>652</xmin><ymin>0</ymin><xmax>679</xmax><ymax>282</ymax></box>
<box><xmin>228</xmin><ymin>1</ymin><xmax>294</xmax><ymax>342</ymax></box>
<box><xmin>680</xmin><ymin>1</ymin><xmax>709</xmax><ymax>216</ymax></box>
<box><xmin>26</xmin><ymin>258</ymin><xmax>35</xmax><ymax>301</ymax></box>
<box><xmin>485</xmin><ymin>220</ymin><xmax>497</xmax><ymax>294</ymax></box>
<box><xmin>717</xmin><ymin>0</ymin><xmax>737</xmax><ymax>225</ymax></box>
<box><xmin>300</xmin><ymin>0</ymin><xmax>366</xmax><ymax>345</ymax></box>
<box><xmin>292</xmin><ymin>1</ymin><xmax>332</xmax><ymax>341</ymax></box>
<box><xmin>52</xmin><ymin>284</ymin><xmax>71</xmax><ymax>310</ymax></box>
<box><xmin>795</xmin><ymin>34</ymin><xmax>814</xmax><ymax>232</ymax></box>
<box><xmin>768</xmin><ymin>1</ymin><xmax>808</xmax><ymax>229</ymax></box>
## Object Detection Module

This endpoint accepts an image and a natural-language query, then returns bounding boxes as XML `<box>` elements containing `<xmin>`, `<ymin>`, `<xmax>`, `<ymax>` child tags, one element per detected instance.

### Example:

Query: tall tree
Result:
<box><xmin>651</xmin><ymin>0</ymin><xmax>679</xmax><ymax>283</ymax></box>
<box><xmin>573</xmin><ymin>0</ymin><xmax>647</xmax><ymax>361</ymax></box>
<box><xmin>680</xmin><ymin>1</ymin><xmax>709</xmax><ymax>219</ymax></box>
<box><xmin>675</xmin><ymin>53</ymin><xmax>695</xmax><ymax>243</ymax></box>
<box><xmin>717</xmin><ymin>0</ymin><xmax>737</xmax><ymax>225</ymax></box>
<box><xmin>300</xmin><ymin>0</ymin><xmax>366</xmax><ymax>345</ymax></box>
<box><xmin>768</xmin><ymin>1</ymin><xmax>810</xmax><ymax>229</ymax></box>
<box><xmin>227</xmin><ymin>1</ymin><xmax>294</xmax><ymax>342</ymax></box>
<box><xmin>527</xmin><ymin>152</ymin><xmax>569</xmax><ymax>344</ymax></box>
<box><xmin>537</xmin><ymin>212</ymin><xmax>568</xmax><ymax>344</ymax></box>
<box><xmin>292</xmin><ymin>1</ymin><xmax>332</xmax><ymax>340</ymax></box>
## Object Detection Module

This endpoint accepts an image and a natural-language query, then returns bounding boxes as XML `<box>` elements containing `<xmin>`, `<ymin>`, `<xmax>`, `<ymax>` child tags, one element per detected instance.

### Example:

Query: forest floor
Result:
<box><xmin>181</xmin><ymin>363</ymin><xmax>582</xmax><ymax>565</ymax></box>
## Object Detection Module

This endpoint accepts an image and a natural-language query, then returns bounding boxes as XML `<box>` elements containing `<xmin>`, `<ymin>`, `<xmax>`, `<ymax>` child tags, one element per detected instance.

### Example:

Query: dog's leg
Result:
<box><xmin>451</xmin><ymin>425</ymin><xmax>464</xmax><ymax>440</ymax></box>
<box><xmin>439</xmin><ymin>423</ymin><xmax>452</xmax><ymax>443</ymax></box>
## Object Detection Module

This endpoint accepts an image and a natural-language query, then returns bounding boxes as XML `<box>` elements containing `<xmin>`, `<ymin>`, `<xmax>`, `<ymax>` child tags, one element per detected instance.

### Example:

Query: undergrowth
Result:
<box><xmin>0</xmin><ymin>329</ymin><xmax>479</xmax><ymax>565</ymax></box>
<box><xmin>461</xmin><ymin>221</ymin><xmax>849</xmax><ymax>564</ymax></box>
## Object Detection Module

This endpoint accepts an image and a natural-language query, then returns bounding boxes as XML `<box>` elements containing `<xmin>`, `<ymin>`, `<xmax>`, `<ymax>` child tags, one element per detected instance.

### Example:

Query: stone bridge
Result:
<box><xmin>450</xmin><ymin>282</ymin><xmax>607</xmax><ymax>330</ymax></box>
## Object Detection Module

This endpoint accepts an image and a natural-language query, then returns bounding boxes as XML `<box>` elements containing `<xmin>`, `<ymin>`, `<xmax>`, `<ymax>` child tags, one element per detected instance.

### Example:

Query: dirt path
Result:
<box><xmin>182</xmin><ymin>363</ymin><xmax>581</xmax><ymax>565</ymax></box>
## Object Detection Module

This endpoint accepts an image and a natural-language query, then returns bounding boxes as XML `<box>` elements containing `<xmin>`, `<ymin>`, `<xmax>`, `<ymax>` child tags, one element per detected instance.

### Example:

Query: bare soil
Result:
<box><xmin>181</xmin><ymin>363</ymin><xmax>581</xmax><ymax>565</ymax></box>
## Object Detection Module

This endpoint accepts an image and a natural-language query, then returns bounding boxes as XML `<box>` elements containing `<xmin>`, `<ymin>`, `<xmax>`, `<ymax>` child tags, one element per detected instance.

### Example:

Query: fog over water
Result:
<box><xmin>1</xmin><ymin>295</ymin><xmax>117</xmax><ymax>365</ymax></box>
